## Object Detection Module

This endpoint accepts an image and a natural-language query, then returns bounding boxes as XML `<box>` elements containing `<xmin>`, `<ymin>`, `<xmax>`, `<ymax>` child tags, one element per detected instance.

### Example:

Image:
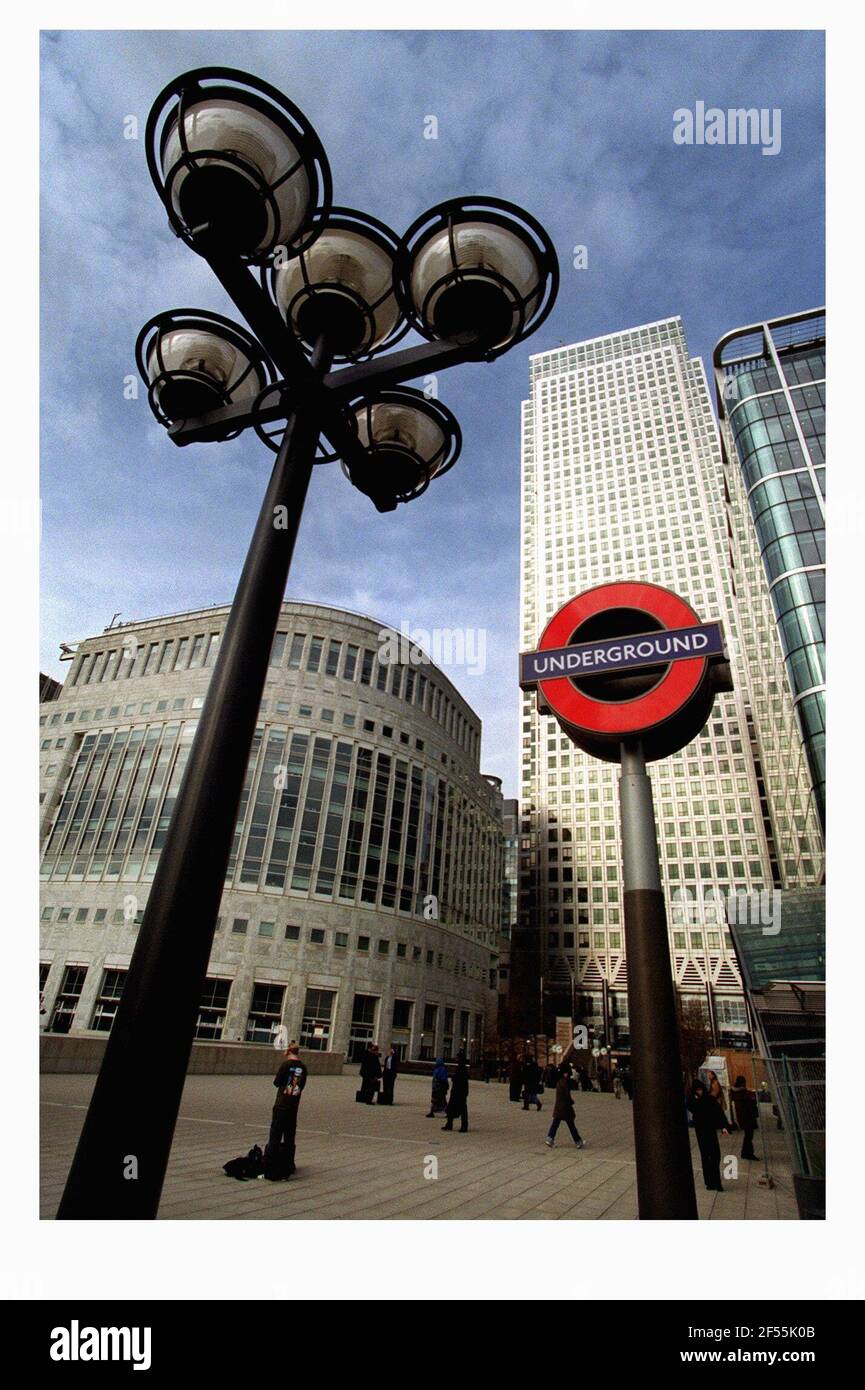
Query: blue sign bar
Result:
<box><xmin>520</xmin><ymin>622</ymin><xmax>724</xmax><ymax>688</ymax></box>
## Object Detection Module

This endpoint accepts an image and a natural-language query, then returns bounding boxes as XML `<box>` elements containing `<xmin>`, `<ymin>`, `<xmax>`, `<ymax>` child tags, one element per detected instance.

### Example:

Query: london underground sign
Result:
<box><xmin>521</xmin><ymin>579</ymin><xmax>734</xmax><ymax>1220</ymax></box>
<box><xmin>520</xmin><ymin>581</ymin><xmax>731</xmax><ymax>761</ymax></box>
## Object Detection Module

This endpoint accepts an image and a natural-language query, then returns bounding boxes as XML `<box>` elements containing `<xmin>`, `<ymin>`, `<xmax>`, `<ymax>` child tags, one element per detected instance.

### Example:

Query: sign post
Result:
<box><xmin>521</xmin><ymin>581</ymin><xmax>733</xmax><ymax>1220</ymax></box>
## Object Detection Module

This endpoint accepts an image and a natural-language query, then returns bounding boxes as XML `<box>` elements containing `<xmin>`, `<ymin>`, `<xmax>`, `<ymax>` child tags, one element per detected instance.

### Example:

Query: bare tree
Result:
<box><xmin>678</xmin><ymin>997</ymin><xmax>714</xmax><ymax>1084</ymax></box>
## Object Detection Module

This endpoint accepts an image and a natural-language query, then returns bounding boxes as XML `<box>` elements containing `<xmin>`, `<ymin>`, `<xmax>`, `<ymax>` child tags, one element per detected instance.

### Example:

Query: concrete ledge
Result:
<box><xmin>39</xmin><ymin>1033</ymin><xmax>344</xmax><ymax>1076</ymax></box>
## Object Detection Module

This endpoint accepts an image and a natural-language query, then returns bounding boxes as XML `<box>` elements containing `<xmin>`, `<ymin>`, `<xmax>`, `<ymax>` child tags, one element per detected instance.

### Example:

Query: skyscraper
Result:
<box><xmin>713</xmin><ymin>309</ymin><xmax>825</xmax><ymax>875</ymax></box>
<box><xmin>517</xmin><ymin>317</ymin><xmax>775</xmax><ymax>1049</ymax></box>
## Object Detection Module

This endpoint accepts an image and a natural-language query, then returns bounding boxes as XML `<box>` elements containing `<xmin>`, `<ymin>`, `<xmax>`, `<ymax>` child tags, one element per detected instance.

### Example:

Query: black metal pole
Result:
<box><xmin>619</xmin><ymin>740</ymin><xmax>698</xmax><ymax>1220</ymax></box>
<box><xmin>57</xmin><ymin>339</ymin><xmax>331</xmax><ymax>1219</ymax></box>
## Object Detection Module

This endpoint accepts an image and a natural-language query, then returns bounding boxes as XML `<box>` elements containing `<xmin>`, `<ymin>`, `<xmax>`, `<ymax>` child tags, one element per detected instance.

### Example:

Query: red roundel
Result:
<box><xmin>537</xmin><ymin>581</ymin><xmax>706</xmax><ymax>738</ymax></box>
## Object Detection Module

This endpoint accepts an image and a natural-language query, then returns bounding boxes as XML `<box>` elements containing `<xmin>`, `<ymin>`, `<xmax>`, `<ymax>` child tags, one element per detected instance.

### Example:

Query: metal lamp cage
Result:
<box><xmin>340</xmin><ymin>387</ymin><xmax>462</xmax><ymax>506</ymax></box>
<box><xmin>396</xmin><ymin>196</ymin><xmax>560</xmax><ymax>359</ymax></box>
<box><xmin>263</xmin><ymin>207</ymin><xmax>410</xmax><ymax>364</ymax></box>
<box><xmin>145</xmin><ymin>66</ymin><xmax>333</xmax><ymax>263</ymax></box>
<box><xmin>135</xmin><ymin>308</ymin><xmax>276</xmax><ymax>433</ymax></box>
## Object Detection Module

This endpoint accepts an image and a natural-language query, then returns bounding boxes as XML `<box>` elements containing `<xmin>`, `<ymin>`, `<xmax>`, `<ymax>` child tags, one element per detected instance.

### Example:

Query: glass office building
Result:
<box><xmin>39</xmin><ymin>601</ymin><xmax>504</xmax><ymax>1061</ymax></box>
<box><xmin>714</xmin><ymin>310</ymin><xmax>825</xmax><ymax>869</ymax></box>
<box><xmin>517</xmin><ymin>317</ymin><xmax>776</xmax><ymax>1048</ymax></box>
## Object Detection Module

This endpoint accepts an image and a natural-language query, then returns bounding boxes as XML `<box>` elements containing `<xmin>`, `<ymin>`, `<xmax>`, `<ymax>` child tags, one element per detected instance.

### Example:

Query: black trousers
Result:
<box><xmin>267</xmin><ymin>1103</ymin><xmax>299</xmax><ymax>1171</ymax></box>
<box><xmin>741</xmin><ymin>1123</ymin><xmax>757</xmax><ymax>1159</ymax></box>
<box><xmin>697</xmin><ymin>1131</ymin><xmax>722</xmax><ymax>1190</ymax></box>
<box><xmin>444</xmin><ymin>1100</ymin><xmax>468</xmax><ymax>1131</ymax></box>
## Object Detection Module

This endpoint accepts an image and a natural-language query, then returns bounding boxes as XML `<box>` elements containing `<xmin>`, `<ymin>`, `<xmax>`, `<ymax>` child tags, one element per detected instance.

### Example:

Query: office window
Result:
<box><xmin>90</xmin><ymin>968</ymin><xmax>127</xmax><ymax>1032</ymax></box>
<box><xmin>49</xmin><ymin>965</ymin><xmax>87</xmax><ymax>1033</ymax></box>
<box><xmin>231</xmin><ymin>917</ymin><xmax>248</xmax><ymax>935</ymax></box>
<box><xmin>245</xmin><ymin>983</ymin><xmax>285</xmax><ymax>1044</ymax></box>
<box><xmin>300</xmin><ymin>987</ymin><xmax>335</xmax><ymax>1050</ymax></box>
<box><xmin>195</xmin><ymin>977</ymin><xmax>231</xmax><ymax>1040</ymax></box>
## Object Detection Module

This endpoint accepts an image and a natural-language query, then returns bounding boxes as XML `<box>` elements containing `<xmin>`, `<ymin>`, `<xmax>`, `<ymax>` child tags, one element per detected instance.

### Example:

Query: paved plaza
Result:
<box><xmin>40</xmin><ymin>1070</ymin><xmax>798</xmax><ymax>1220</ymax></box>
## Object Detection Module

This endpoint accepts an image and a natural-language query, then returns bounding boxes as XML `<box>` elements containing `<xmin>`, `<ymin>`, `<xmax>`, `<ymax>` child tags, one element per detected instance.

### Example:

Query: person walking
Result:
<box><xmin>426</xmin><ymin>1057</ymin><xmax>449</xmax><ymax>1117</ymax></box>
<box><xmin>442</xmin><ymin>1051</ymin><xmax>470</xmax><ymax>1132</ymax></box>
<box><xmin>264</xmin><ymin>1042</ymin><xmax>307</xmax><ymax>1179</ymax></box>
<box><xmin>358</xmin><ymin>1042</ymin><xmax>382</xmax><ymax>1105</ymax></box>
<box><xmin>544</xmin><ymin>1063</ymin><xmax>586</xmax><ymax>1149</ymax></box>
<box><xmin>380</xmin><ymin>1044</ymin><xmax>399</xmax><ymax>1105</ymax></box>
<box><xmin>620</xmin><ymin>1065</ymin><xmax>633</xmax><ymax>1100</ymax></box>
<box><xmin>521</xmin><ymin>1054</ymin><xmax>543</xmax><ymax>1111</ymax></box>
<box><xmin>730</xmin><ymin>1075</ymin><xmax>760</xmax><ymax>1161</ymax></box>
<box><xmin>687</xmin><ymin>1079</ymin><xmax>729</xmax><ymax>1191</ymax></box>
<box><xmin>613</xmin><ymin>1067</ymin><xmax>622</xmax><ymax>1100</ymax></box>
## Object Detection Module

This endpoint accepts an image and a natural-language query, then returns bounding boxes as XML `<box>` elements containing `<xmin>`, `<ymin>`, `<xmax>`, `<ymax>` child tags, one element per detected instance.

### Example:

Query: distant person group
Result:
<box><xmin>224</xmin><ymin>1040</ymin><xmax>763</xmax><ymax>1196</ymax></box>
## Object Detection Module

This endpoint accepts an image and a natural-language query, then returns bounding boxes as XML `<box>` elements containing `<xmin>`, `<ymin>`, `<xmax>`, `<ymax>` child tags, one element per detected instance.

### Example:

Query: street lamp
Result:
<box><xmin>136</xmin><ymin>309</ymin><xmax>275</xmax><ymax>429</ymax></box>
<box><xmin>145</xmin><ymin>66</ymin><xmax>331</xmax><ymax>259</ymax></box>
<box><xmin>396</xmin><ymin>197</ymin><xmax>558</xmax><ymax>353</ymax></box>
<box><xmin>341</xmin><ymin>388</ymin><xmax>461</xmax><ymax>511</ymax></box>
<box><xmin>57</xmin><ymin>66</ymin><xmax>558</xmax><ymax>1220</ymax></box>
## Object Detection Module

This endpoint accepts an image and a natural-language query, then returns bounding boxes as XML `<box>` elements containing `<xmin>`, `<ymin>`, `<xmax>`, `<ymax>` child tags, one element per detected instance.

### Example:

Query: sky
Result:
<box><xmin>39</xmin><ymin>28</ymin><xmax>825</xmax><ymax>797</ymax></box>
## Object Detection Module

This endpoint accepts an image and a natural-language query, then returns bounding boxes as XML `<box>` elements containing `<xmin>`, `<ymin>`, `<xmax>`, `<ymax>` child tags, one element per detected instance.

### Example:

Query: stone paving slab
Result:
<box><xmin>40</xmin><ymin>1070</ymin><xmax>800</xmax><ymax>1220</ymax></box>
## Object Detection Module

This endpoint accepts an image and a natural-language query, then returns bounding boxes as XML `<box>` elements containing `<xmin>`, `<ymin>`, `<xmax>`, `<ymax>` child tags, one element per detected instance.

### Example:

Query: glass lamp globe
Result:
<box><xmin>271</xmin><ymin>210</ymin><xmax>405</xmax><ymax>360</ymax></box>
<box><xmin>147</xmin><ymin>68</ymin><xmax>331</xmax><ymax>262</ymax></box>
<box><xmin>341</xmin><ymin>388</ymin><xmax>461</xmax><ymax>510</ymax></box>
<box><xmin>137</xmin><ymin>312</ymin><xmax>271</xmax><ymax>426</ymax></box>
<box><xmin>398</xmin><ymin>197</ymin><xmax>558</xmax><ymax>355</ymax></box>
<box><xmin>161</xmin><ymin>99</ymin><xmax>311</xmax><ymax>257</ymax></box>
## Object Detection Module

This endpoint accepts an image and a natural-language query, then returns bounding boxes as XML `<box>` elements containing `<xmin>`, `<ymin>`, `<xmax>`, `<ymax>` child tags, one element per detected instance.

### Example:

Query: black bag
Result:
<box><xmin>356</xmin><ymin>1089</ymin><xmax>366</xmax><ymax>1103</ymax></box>
<box><xmin>223</xmin><ymin>1144</ymin><xmax>264</xmax><ymax>1181</ymax></box>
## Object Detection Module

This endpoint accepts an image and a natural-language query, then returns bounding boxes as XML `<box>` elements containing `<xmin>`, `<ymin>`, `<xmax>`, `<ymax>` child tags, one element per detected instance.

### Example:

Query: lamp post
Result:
<box><xmin>57</xmin><ymin>66</ymin><xmax>558</xmax><ymax>1220</ymax></box>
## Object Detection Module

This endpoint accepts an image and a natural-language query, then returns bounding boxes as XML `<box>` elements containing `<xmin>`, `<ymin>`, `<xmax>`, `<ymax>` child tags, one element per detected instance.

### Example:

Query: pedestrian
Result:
<box><xmin>264</xmin><ymin>1042</ymin><xmax>307</xmax><ymax>1180</ymax></box>
<box><xmin>508</xmin><ymin>1056</ymin><xmax>523</xmax><ymax>1103</ymax></box>
<box><xmin>687</xmin><ymin>1079</ymin><xmax>729</xmax><ymax>1191</ymax></box>
<box><xmin>707</xmin><ymin>1070</ymin><xmax>733</xmax><ymax>1129</ymax></box>
<box><xmin>358</xmin><ymin>1042</ymin><xmax>382</xmax><ymax>1104</ymax></box>
<box><xmin>442</xmin><ymin>1051</ymin><xmax>470</xmax><ymax>1132</ymax></box>
<box><xmin>730</xmin><ymin>1075</ymin><xmax>760</xmax><ymax>1161</ymax></box>
<box><xmin>620</xmin><ymin>1066</ymin><xmax>633</xmax><ymax>1100</ymax></box>
<box><xmin>427</xmin><ymin>1057</ymin><xmax>449</xmax><ymax>1117</ymax></box>
<box><xmin>613</xmin><ymin>1067</ymin><xmax>622</xmax><ymax>1100</ymax></box>
<box><xmin>521</xmin><ymin>1054</ymin><xmax>543</xmax><ymax>1111</ymax></box>
<box><xmin>544</xmin><ymin>1062</ymin><xmax>558</xmax><ymax>1089</ymax></box>
<box><xmin>381</xmin><ymin>1044</ymin><xmax>399</xmax><ymax>1105</ymax></box>
<box><xmin>545</xmin><ymin>1063</ymin><xmax>586</xmax><ymax>1149</ymax></box>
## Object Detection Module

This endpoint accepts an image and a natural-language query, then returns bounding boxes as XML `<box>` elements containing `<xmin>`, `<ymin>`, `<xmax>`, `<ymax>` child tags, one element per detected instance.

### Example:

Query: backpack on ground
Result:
<box><xmin>222</xmin><ymin>1144</ymin><xmax>264</xmax><ymax>1181</ymax></box>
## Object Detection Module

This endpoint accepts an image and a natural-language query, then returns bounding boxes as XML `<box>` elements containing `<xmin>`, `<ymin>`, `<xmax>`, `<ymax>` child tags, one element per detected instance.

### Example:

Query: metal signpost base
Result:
<box><xmin>619</xmin><ymin>740</ymin><xmax>698</xmax><ymax>1220</ymax></box>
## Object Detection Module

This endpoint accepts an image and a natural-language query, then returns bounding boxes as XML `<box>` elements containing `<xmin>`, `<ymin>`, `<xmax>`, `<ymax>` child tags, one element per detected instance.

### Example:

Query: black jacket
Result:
<box><xmin>449</xmin><ymin>1065</ymin><xmax>469</xmax><ymax>1104</ymax></box>
<box><xmin>273</xmin><ymin>1060</ymin><xmax>307</xmax><ymax>1110</ymax></box>
<box><xmin>360</xmin><ymin>1052</ymin><xmax>382</xmax><ymax>1081</ymax></box>
<box><xmin>731</xmin><ymin>1087</ymin><xmax>758</xmax><ymax>1128</ymax></box>
<box><xmin>382</xmin><ymin>1053</ymin><xmax>399</xmax><ymax>1083</ymax></box>
<box><xmin>688</xmin><ymin>1092</ymin><xmax>726</xmax><ymax>1138</ymax></box>
<box><xmin>553</xmin><ymin>1075</ymin><xmax>577</xmax><ymax>1120</ymax></box>
<box><xmin>522</xmin><ymin>1060</ymin><xmax>541</xmax><ymax>1091</ymax></box>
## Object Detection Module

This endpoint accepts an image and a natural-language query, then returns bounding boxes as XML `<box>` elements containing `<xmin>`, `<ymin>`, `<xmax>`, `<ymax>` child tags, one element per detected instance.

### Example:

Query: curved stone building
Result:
<box><xmin>39</xmin><ymin>602</ymin><xmax>504</xmax><ymax>1063</ymax></box>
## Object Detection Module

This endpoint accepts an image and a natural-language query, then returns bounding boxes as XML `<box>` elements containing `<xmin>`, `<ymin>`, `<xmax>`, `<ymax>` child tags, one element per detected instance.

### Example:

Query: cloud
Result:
<box><xmin>40</xmin><ymin>30</ymin><xmax>824</xmax><ymax>796</ymax></box>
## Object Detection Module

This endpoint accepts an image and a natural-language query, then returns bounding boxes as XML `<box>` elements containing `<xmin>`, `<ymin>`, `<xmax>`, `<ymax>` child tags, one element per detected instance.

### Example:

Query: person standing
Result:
<box><xmin>442</xmin><ymin>1051</ymin><xmax>470</xmax><ymax>1132</ymax></box>
<box><xmin>545</xmin><ymin>1063</ymin><xmax>585</xmax><ymax>1149</ymax></box>
<box><xmin>613</xmin><ymin>1067</ymin><xmax>622</xmax><ymax>1100</ymax></box>
<box><xmin>380</xmin><ymin>1044</ymin><xmax>399</xmax><ymax>1105</ymax></box>
<box><xmin>427</xmin><ymin>1057</ymin><xmax>449</xmax><ymax>1117</ymax></box>
<box><xmin>521</xmin><ymin>1054</ymin><xmax>543</xmax><ymax>1111</ymax></box>
<box><xmin>508</xmin><ymin>1056</ymin><xmax>523</xmax><ymax>1103</ymax></box>
<box><xmin>707</xmin><ymin>1070</ymin><xmax>732</xmax><ymax>1129</ymax></box>
<box><xmin>730</xmin><ymin>1075</ymin><xmax>760</xmax><ymax>1160</ymax></box>
<box><xmin>265</xmin><ymin>1043</ymin><xmax>307</xmax><ymax>1180</ymax></box>
<box><xmin>687</xmin><ymin>1079</ymin><xmax>728</xmax><ymax>1191</ymax></box>
<box><xmin>358</xmin><ymin>1042</ymin><xmax>382</xmax><ymax>1104</ymax></box>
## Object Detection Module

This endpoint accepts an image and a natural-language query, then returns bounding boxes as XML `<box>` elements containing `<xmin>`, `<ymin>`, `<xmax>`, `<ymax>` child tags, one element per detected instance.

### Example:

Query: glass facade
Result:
<box><xmin>715</xmin><ymin>311</ymin><xmax>825</xmax><ymax>858</ymax></box>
